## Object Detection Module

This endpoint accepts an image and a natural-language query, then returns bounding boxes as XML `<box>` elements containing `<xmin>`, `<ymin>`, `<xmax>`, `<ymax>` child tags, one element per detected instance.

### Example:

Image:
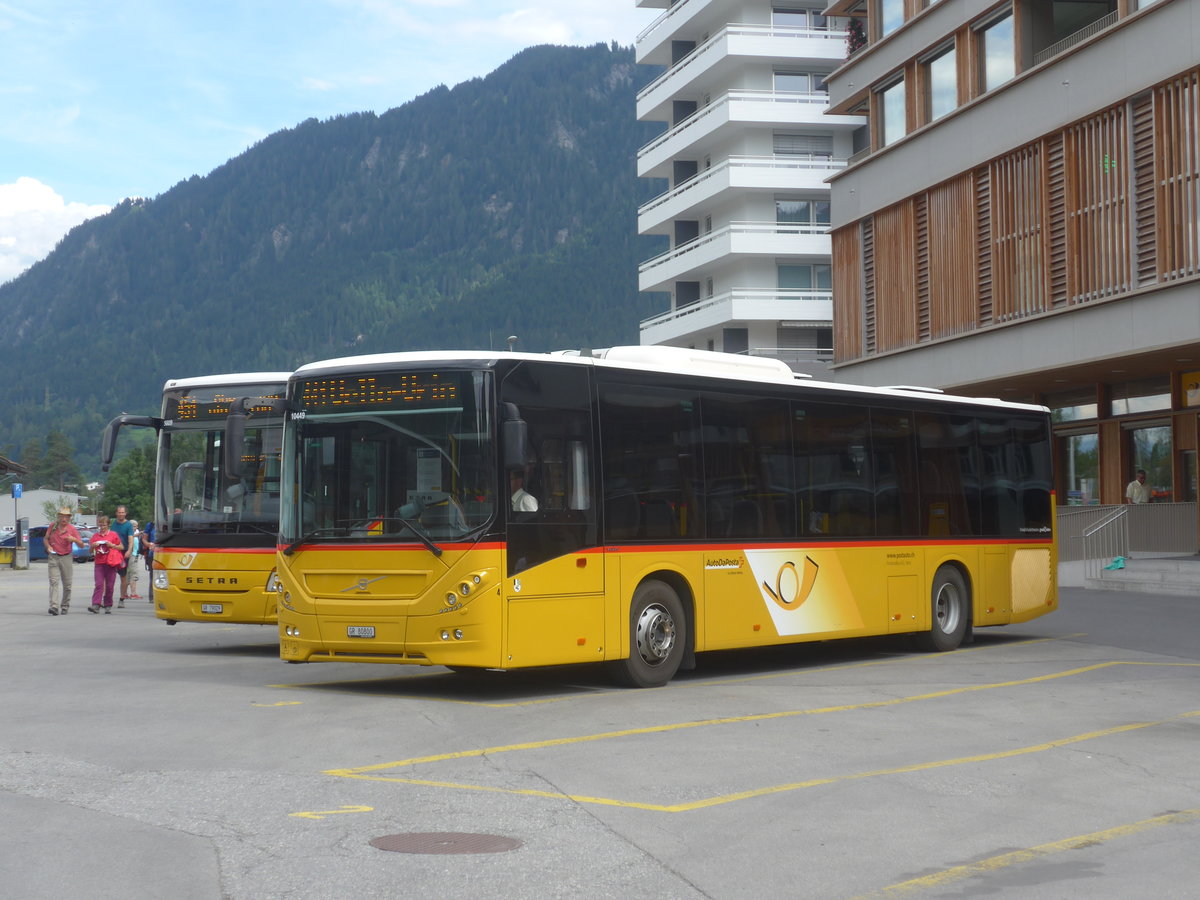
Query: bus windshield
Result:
<box><xmin>157</xmin><ymin>385</ymin><xmax>285</xmax><ymax>542</ymax></box>
<box><xmin>281</xmin><ymin>369</ymin><xmax>495</xmax><ymax>545</ymax></box>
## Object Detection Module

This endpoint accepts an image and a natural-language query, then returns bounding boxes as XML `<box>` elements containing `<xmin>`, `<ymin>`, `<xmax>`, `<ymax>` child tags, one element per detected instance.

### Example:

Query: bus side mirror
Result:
<box><xmin>502</xmin><ymin>403</ymin><xmax>528</xmax><ymax>470</ymax></box>
<box><xmin>100</xmin><ymin>414</ymin><xmax>161</xmax><ymax>472</ymax></box>
<box><xmin>223</xmin><ymin>397</ymin><xmax>288</xmax><ymax>480</ymax></box>
<box><xmin>224</xmin><ymin>405</ymin><xmax>248</xmax><ymax>480</ymax></box>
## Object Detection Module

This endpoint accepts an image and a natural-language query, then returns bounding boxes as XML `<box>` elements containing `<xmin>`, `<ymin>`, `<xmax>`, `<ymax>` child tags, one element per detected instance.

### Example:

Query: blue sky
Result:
<box><xmin>0</xmin><ymin>0</ymin><xmax>655</xmax><ymax>284</ymax></box>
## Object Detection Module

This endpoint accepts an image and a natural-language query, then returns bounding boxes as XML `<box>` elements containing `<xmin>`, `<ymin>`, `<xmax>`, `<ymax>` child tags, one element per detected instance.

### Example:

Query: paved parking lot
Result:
<box><xmin>2</xmin><ymin>560</ymin><xmax>1199</xmax><ymax>899</ymax></box>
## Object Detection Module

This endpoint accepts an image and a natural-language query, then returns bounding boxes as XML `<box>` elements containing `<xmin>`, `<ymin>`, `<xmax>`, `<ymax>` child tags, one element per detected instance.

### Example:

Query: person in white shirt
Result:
<box><xmin>1125</xmin><ymin>469</ymin><xmax>1152</xmax><ymax>504</ymax></box>
<box><xmin>510</xmin><ymin>469</ymin><xmax>538</xmax><ymax>512</ymax></box>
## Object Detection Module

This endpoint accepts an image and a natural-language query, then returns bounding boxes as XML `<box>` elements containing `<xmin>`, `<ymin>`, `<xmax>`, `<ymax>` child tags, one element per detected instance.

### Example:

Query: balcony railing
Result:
<box><xmin>638</xmin><ymin>221</ymin><xmax>830</xmax><ymax>277</ymax></box>
<box><xmin>637</xmin><ymin>23</ymin><xmax>849</xmax><ymax>102</ymax></box>
<box><xmin>1033</xmin><ymin>10</ymin><xmax>1119</xmax><ymax>66</ymax></box>
<box><xmin>638</xmin><ymin>155</ymin><xmax>847</xmax><ymax>219</ymax></box>
<box><xmin>639</xmin><ymin>90</ymin><xmax>831</xmax><ymax>160</ymax></box>
<box><xmin>640</xmin><ymin>289</ymin><xmax>833</xmax><ymax>329</ymax></box>
<box><xmin>637</xmin><ymin>0</ymin><xmax>703</xmax><ymax>45</ymax></box>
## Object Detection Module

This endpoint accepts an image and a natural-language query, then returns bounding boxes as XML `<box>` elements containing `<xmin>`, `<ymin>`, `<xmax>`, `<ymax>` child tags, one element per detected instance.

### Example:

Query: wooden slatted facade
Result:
<box><xmin>834</xmin><ymin>64</ymin><xmax>1200</xmax><ymax>364</ymax></box>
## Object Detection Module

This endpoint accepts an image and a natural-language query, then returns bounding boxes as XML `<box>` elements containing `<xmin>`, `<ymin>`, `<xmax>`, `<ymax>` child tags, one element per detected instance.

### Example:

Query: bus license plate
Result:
<box><xmin>347</xmin><ymin>625</ymin><xmax>375</xmax><ymax>638</ymax></box>
<box><xmin>201</xmin><ymin>604</ymin><xmax>223</xmax><ymax>614</ymax></box>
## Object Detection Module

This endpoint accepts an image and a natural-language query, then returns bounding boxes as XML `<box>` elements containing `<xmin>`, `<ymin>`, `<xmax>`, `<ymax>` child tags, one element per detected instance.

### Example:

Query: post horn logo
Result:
<box><xmin>762</xmin><ymin>557</ymin><xmax>819</xmax><ymax>610</ymax></box>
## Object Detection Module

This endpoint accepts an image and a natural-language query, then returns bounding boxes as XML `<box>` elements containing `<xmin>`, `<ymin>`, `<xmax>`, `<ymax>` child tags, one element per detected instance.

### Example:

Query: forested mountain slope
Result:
<box><xmin>0</xmin><ymin>43</ymin><xmax>664</xmax><ymax>476</ymax></box>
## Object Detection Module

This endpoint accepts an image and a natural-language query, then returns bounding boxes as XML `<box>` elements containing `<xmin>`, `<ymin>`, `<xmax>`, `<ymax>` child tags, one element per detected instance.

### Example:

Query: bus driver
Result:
<box><xmin>510</xmin><ymin>469</ymin><xmax>538</xmax><ymax>512</ymax></box>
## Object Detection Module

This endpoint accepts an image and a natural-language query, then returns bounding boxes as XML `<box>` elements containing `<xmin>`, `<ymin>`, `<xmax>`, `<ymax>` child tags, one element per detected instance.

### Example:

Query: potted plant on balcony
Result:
<box><xmin>847</xmin><ymin>18</ymin><xmax>867</xmax><ymax>55</ymax></box>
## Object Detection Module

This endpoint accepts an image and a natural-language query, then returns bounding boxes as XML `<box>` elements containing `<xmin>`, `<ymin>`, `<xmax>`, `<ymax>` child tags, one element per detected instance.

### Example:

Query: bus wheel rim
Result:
<box><xmin>635</xmin><ymin>603</ymin><xmax>675</xmax><ymax>665</ymax></box>
<box><xmin>934</xmin><ymin>582</ymin><xmax>961</xmax><ymax>634</ymax></box>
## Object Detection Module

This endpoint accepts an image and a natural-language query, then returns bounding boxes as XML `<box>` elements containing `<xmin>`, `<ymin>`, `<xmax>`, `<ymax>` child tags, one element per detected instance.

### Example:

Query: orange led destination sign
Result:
<box><xmin>298</xmin><ymin>373</ymin><xmax>460</xmax><ymax>412</ymax></box>
<box><xmin>166</xmin><ymin>389</ymin><xmax>285</xmax><ymax>422</ymax></box>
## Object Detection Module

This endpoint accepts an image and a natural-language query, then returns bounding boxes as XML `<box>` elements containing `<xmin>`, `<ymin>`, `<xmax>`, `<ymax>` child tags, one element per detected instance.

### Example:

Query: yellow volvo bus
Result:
<box><xmin>102</xmin><ymin>372</ymin><xmax>291</xmax><ymax>626</ymax></box>
<box><xmin>271</xmin><ymin>347</ymin><xmax>1056</xmax><ymax>686</ymax></box>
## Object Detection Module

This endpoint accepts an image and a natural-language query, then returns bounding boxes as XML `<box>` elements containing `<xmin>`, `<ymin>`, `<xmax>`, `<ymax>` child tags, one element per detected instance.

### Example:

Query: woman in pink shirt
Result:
<box><xmin>88</xmin><ymin>516</ymin><xmax>124</xmax><ymax>613</ymax></box>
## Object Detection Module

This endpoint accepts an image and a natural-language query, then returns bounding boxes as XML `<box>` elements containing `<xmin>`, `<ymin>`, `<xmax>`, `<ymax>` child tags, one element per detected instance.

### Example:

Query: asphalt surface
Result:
<box><xmin>2</xmin><ymin>559</ymin><xmax>1199</xmax><ymax>899</ymax></box>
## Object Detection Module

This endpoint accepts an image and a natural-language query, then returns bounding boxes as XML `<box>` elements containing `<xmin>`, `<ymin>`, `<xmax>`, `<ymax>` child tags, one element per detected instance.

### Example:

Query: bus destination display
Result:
<box><xmin>165</xmin><ymin>388</ymin><xmax>285</xmax><ymax>422</ymax></box>
<box><xmin>297</xmin><ymin>373</ymin><xmax>460</xmax><ymax>412</ymax></box>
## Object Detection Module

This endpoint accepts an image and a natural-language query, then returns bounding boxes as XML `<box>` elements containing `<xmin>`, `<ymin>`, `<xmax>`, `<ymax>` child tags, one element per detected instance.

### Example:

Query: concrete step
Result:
<box><xmin>1086</xmin><ymin>556</ymin><xmax>1200</xmax><ymax>595</ymax></box>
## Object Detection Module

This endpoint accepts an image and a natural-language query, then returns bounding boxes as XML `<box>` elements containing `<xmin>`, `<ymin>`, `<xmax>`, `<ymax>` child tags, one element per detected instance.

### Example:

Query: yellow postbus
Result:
<box><xmin>102</xmin><ymin>372</ymin><xmax>291</xmax><ymax>626</ymax></box>
<box><xmin>271</xmin><ymin>347</ymin><xmax>1056</xmax><ymax>686</ymax></box>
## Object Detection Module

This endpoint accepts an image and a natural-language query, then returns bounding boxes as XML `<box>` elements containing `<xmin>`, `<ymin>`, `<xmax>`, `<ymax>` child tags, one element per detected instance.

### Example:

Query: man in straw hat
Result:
<box><xmin>45</xmin><ymin>506</ymin><xmax>85</xmax><ymax>615</ymax></box>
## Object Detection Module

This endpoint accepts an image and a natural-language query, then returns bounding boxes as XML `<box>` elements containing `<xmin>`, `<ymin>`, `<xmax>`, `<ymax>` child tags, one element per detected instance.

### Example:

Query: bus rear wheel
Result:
<box><xmin>915</xmin><ymin>566</ymin><xmax>969</xmax><ymax>652</ymax></box>
<box><xmin>612</xmin><ymin>580</ymin><xmax>686</xmax><ymax>688</ymax></box>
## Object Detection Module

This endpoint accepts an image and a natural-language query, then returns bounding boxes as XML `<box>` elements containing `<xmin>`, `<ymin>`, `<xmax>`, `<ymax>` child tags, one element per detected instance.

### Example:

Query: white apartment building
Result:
<box><xmin>634</xmin><ymin>0</ymin><xmax>864</xmax><ymax>373</ymax></box>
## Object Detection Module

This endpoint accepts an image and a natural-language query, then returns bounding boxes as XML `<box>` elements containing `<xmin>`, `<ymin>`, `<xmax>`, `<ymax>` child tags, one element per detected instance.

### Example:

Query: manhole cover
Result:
<box><xmin>370</xmin><ymin>832</ymin><xmax>523</xmax><ymax>855</ymax></box>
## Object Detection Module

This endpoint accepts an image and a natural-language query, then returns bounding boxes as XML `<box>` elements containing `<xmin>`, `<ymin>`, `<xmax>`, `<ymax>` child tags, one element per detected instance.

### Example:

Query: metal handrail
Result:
<box><xmin>1082</xmin><ymin>506</ymin><xmax>1128</xmax><ymax>581</ymax></box>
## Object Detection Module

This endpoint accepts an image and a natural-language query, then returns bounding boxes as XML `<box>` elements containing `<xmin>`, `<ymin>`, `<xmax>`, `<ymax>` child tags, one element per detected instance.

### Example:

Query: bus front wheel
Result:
<box><xmin>612</xmin><ymin>580</ymin><xmax>686</xmax><ymax>688</ymax></box>
<box><xmin>915</xmin><ymin>566</ymin><xmax>969</xmax><ymax>652</ymax></box>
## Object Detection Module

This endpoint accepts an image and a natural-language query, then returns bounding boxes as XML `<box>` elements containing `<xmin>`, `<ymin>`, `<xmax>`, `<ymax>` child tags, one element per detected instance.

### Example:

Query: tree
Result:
<box><xmin>42</xmin><ymin>494</ymin><xmax>79</xmax><ymax>523</ymax></box>
<box><xmin>100</xmin><ymin>444</ymin><xmax>155</xmax><ymax>522</ymax></box>
<box><xmin>36</xmin><ymin>430</ymin><xmax>82</xmax><ymax>491</ymax></box>
<box><xmin>20</xmin><ymin>439</ymin><xmax>44</xmax><ymax>487</ymax></box>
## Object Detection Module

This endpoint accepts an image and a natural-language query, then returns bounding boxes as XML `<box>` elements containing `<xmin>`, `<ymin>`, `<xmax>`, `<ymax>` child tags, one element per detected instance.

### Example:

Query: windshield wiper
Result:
<box><xmin>394</xmin><ymin>517</ymin><xmax>443</xmax><ymax>557</ymax></box>
<box><xmin>282</xmin><ymin>527</ymin><xmax>348</xmax><ymax>556</ymax></box>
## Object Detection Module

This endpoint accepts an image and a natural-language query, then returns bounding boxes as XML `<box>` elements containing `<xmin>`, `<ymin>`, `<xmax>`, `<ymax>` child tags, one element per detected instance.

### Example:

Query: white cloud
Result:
<box><xmin>0</xmin><ymin>177</ymin><xmax>109</xmax><ymax>285</ymax></box>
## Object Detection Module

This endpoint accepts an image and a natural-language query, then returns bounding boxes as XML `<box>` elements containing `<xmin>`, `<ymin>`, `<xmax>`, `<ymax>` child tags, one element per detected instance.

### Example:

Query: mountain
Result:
<box><xmin>0</xmin><ymin>43</ymin><xmax>666</xmax><ymax>478</ymax></box>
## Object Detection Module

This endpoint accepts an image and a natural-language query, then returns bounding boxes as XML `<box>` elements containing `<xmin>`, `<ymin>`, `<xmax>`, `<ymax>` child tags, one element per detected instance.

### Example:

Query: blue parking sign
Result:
<box><xmin>12</xmin><ymin>483</ymin><xmax>20</xmax><ymax>498</ymax></box>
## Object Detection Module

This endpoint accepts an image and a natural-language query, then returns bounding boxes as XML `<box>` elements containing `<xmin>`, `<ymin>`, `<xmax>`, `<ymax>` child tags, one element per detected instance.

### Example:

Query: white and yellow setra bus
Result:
<box><xmin>270</xmin><ymin>347</ymin><xmax>1056</xmax><ymax>686</ymax></box>
<box><xmin>103</xmin><ymin>372</ymin><xmax>291</xmax><ymax>626</ymax></box>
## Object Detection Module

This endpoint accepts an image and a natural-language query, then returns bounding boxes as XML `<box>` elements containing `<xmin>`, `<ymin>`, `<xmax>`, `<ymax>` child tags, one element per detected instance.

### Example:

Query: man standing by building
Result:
<box><xmin>45</xmin><ymin>507</ymin><xmax>84</xmax><ymax>615</ymax></box>
<box><xmin>111</xmin><ymin>505</ymin><xmax>135</xmax><ymax>608</ymax></box>
<box><xmin>1125</xmin><ymin>469</ymin><xmax>1152</xmax><ymax>504</ymax></box>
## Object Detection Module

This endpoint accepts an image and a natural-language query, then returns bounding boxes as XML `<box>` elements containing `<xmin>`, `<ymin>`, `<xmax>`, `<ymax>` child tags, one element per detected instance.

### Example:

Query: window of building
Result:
<box><xmin>778</xmin><ymin>263</ymin><xmax>832</xmax><ymax>289</ymax></box>
<box><xmin>1059</xmin><ymin>431</ymin><xmax>1099</xmax><ymax>504</ymax></box>
<box><xmin>1048</xmin><ymin>387</ymin><xmax>1098</xmax><ymax>423</ymax></box>
<box><xmin>773</xmin><ymin>7</ymin><xmax>829</xmax><ymax>30</ymax></box>
<box><xmin>773</xmin><ymin>133</ymin><xmax>834</xmax><ymax>158</ymax></box>
<box><xmin>925</xmin><ymin>44</ymin><xmax>957</xmax><ymax>122</ymax></box>
<box><xmin>879</xmin><ymin>77</ymin><xmax>906</xmax><ymax>146</ymax></box>
<box><xmin>776</xmin><ymin>199</ymin><xmax>831</xmax><ymax>226</ymax></box>
<box><xmin>1180</xmin><ymin>450</ymin><xmax>1197</xmax><ymax>502</ymax></box>
<box><xmin>774</xmin><ymin>72</ymin><xmax>827</xmax><ymax>94</ymax></box>
<box><xmin>978</xmin><ymin>11</ymin><xmax>1016</xmax><ymax>92</ymax></box>
<box><xmin>877</xmin><ymin>0</ymin><xmax>905</xmax><ymax>38</ymax></box>
<box><xmin>1111</xmin><ymin>377</ymin><xmax>1171</xmax><ymax>416</ymax></box>
<box><xmin>1127</xmin><ymin>425</ymin><xmax>1172</xmax><ymax>501</ymax></box>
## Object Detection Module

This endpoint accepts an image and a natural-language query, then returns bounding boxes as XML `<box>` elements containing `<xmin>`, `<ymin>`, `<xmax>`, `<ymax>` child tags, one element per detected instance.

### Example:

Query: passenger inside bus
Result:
<box><xmin>510</xmin><ymin>469</ymin><xmax>538</xmax><ymax>513</ymax></box>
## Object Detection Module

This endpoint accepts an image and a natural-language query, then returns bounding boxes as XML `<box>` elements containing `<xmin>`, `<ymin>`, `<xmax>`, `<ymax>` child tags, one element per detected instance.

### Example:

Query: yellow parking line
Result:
<box><xmin>330</xmin><ymin>714</ymin><xmax>1196</xmax><ymax>813</ymax></box>
<box><xmin>854</xmin><ymin>807</ymin><xmax>1200</xmax><ymax>898</ymax></box>
<box><xmin>324</xmin><ymin>659</ymin><xmax>1200</xmax><ymax>812</ymax></box>
<box><xmin>328</xmin><ymin>660</ymin><xmax>1198</xmax><ymax>774</ymax></box>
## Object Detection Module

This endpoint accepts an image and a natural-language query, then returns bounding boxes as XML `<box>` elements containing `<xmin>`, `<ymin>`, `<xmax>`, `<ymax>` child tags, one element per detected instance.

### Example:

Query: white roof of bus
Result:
<box><xmin>291</xmin><ymin>347</ymin><xmax>1048</xmax><ymax>414</ymax></box>
<box><xmin>162</xmin><ymin>372</ymin><xmax>292</xmax><ymax>391</ymax></box>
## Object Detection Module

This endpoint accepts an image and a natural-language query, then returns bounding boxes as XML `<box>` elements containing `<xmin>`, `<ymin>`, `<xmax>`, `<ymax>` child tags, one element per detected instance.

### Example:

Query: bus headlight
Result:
<box><xmin>266</xmin><ymin>571</ymin><xmax>282</xmax><ymax>593</ymax></box>
<box><xmin>153</xmin><ymin>571</ymin><xmax>169</xmax><ymax>590</ymax></box>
